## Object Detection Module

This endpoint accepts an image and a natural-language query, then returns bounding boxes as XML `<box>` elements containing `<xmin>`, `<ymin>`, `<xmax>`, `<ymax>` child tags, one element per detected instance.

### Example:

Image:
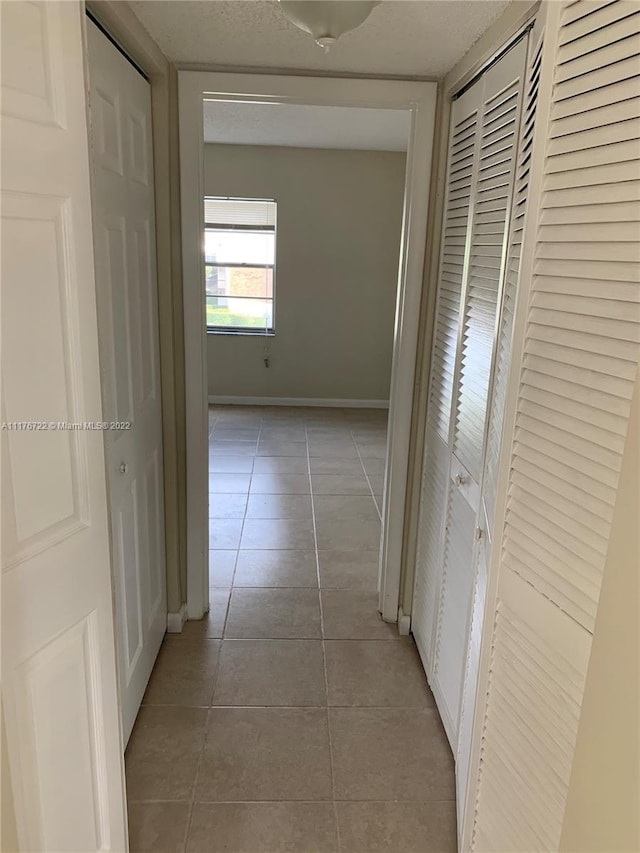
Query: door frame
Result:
<box><xmin>178</xmin><ymin>71</ymin><xmax>438</xmax><ymax>621</ymax></box>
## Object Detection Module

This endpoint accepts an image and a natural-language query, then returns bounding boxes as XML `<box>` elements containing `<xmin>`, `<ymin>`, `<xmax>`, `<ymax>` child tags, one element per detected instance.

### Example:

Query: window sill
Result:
<box><xmin>207</xmin><ymin>329</ymin><xmax>275</xmax><ymax>337</ymax></box>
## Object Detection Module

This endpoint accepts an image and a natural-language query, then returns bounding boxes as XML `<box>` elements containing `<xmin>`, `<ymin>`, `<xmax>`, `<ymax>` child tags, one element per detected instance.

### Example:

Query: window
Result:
<box><xmin>204</xmin><ymin>197</ymin><xmax>276</xmax><ymax>333</ymax></box>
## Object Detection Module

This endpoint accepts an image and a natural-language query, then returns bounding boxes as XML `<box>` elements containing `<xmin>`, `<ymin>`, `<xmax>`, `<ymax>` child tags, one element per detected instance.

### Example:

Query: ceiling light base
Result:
<box><xmin>278</xmin><ymin>1</ymin><xmax>381</xmax><ymax>51</ymax></box>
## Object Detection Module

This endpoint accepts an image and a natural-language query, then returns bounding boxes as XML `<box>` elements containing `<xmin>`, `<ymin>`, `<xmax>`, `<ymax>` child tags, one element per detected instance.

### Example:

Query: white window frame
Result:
<box><xmin>179</xmin><ymin>71</ymin><xmax>437</xmax><ymax>621</ymax></box>
<box><xmin>204</xmin><ymin>196</ymin><xmax>277</xmax><ymax>335</ymax></box>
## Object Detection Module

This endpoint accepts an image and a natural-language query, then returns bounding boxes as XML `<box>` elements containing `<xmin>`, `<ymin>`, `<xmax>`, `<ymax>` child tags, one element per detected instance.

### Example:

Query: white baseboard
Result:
<box><xmin>166</xmin><ymin>604</ymin><xmax>187</xmax><ymax>633</ymax></box>
<box><xmin>208</xmin><ymin>395</ymin><xmax>389</xmax><ymax>409</ymax></box>
<box><xmin>397</xmin><ymin>607</ymin><xmax>411</xmax><ymax>636</ymax></box>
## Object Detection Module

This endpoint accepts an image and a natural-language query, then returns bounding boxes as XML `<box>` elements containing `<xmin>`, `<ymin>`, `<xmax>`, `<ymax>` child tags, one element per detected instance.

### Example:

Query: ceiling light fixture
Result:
<box><xmin>278</xmin><ymin>1</ymin><xmax>381</xmax><ymax>53</ymax></box>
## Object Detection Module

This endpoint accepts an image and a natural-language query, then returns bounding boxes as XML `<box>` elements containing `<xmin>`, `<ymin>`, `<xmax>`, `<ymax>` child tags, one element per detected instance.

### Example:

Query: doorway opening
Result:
<box><xmin>203</xmin><ymin>99</ymin><xmax>409</xmax><ymax>622</ymax></box>
<box><xmin>178</xmin><ymin>72</ymin><xmax>438</xmax><ymax>628</ymax></box>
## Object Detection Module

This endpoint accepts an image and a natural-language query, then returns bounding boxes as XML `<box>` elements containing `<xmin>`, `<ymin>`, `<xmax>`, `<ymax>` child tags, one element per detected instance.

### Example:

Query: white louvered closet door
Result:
<box><xmin>455</xmin><ymin>22</ymin><xmax>544</xmax><ymax>836</ymax></box>
<box><xmin>412</xmin><ymin>80</ymin><xmax>482</xmax><ymax>678</ymax></box>
<box><xmin>430</xmin><ymin>37</ymin><xmax>529</xmax><ymax>745</ymax></box>
<box><xmin>467</xmin><ymin>1</ymin><xmax>640</xmax><ymax>849</ymax></box>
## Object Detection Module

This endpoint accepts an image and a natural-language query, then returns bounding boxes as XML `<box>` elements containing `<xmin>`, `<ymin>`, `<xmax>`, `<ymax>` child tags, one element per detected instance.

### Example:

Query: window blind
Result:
<box><xmin>204</xmin><ymin>197</ymin><xmax>276</xmax><ymax>228</ymax></box>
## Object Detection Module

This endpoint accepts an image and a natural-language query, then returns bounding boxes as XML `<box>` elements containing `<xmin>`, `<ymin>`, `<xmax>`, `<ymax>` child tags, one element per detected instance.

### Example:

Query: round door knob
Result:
<box><xmin>455</xmin><ymin>473</ymin><xmax>468</xmax><ymax>487</ymax></box>
<box><xmin>119</xmin><ymin>462</ymin><xmax>128</xmax><ymax>475</ymax></box>
<box><xmin>475</xmin><ymin>527</ymin><xmax>485</xmax><ymax>541</ymax></box>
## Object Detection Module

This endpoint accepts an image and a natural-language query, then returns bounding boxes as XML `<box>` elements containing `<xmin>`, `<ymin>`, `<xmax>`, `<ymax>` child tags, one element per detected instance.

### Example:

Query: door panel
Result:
<box><xmin>467</xmin><ymin>1</ymin><xmax>640</xmax><ymax>846</ymax></box>
<box><xmin>432</xmin><ymin>484</ymin><xmax>477</xmax><ymax>738</ymax></box>
<box><xmin>1</xmin><ymin>3</ymin><xmax>127</xmax><ymax>849</ymax></box>
<box><xmin>420</xmin><ymin>37</ymin><xmax>528</xmax><ymax>754</ymax></box>
<box><xmin>412</xmin><ymin>82</ymin><xmax>483</xmax><ymax>673</ymax></box>
<box><xmin>87</xmin><ymin>19</ymin><xmax>167</xmax><ymax>744</ymax></box>
<box><xmin>456</xmin><ymin>24</ymin><xmax>545</xmax><ymax>838</ymax></box>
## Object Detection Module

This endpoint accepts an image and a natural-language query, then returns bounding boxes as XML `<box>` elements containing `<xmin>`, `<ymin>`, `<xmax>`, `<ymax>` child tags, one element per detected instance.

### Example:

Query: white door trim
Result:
<box><xmin>178</xmin><ymin>71</ymin><xmax>437</xmax><ymax>621</ymax></box>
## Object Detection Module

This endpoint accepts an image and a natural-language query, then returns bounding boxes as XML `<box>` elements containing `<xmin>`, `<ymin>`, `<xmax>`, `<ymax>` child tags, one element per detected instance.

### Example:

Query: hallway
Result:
<box><xmin>124</xmin><ymin>406</ymin><xmax>456</xmax><ymax>852</ymax></box>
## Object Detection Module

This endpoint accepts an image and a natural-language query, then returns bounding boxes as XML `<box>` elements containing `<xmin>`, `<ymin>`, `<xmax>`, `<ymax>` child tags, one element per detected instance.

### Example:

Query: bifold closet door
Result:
<box><xmin>412</xmin><ymin>78</ymin><xmax>483</xmax><ymax>713</ymax></box>
<box><xmin>87</xmin><ymin>20</ymin><xmax>167</xmax><ymax>745</ymax></box>
<box><xmin>456</xmin><ymin>21</ymin><xmax>544</xmax><ymax>829</ymax></box>
<box><xmin>466</xmin><ymin>0</ymin><xmax>640</xmax><ymax>848</ymax></box>
<box><xmin>413</xmin><ymin>36</ymin><xmax>528</xmax><ymax>746</ymax></box>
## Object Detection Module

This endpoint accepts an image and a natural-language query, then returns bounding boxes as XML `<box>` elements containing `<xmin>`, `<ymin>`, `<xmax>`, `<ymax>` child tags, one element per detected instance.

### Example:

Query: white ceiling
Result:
<box><xmin>129</xmin><ymin>0</ymin><xmax>513</xmax><ymax>79</ymax></box>
<box><xmin>203</xmin><ymin>101</ymin><xmax>410</xmax><ymax>150</ymax></box>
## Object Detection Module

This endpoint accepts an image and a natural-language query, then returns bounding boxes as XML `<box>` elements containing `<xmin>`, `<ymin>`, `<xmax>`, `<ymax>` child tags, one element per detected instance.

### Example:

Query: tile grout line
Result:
<box><xmin>213</xmin><ymin>417</ymin><xmax>264</xmax><ymax>639</ymax></box>
<box><xmin>305</xmin><ymin>422</ymin><xmax>342</xmax><ymax>853</ymax></box>
<box><xmin>351</xmin><ymin>429</ymin><xmax>383</xmax><ymax>524</ymax></box>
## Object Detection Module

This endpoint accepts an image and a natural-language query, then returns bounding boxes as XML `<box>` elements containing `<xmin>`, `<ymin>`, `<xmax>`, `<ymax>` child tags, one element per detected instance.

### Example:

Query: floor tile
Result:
<box><xmin>257</xmin><ymin>440</ymin><xmax>307</xmax><ymax>457</ymax></box>
<box><xmin>253</xmin><ymin>456</ymin><xmax>309</xmax><ymax>474</ymax></box>
<box><xmin>336</xmin><ymin>801</ymin><xmax>456</xmax><ymax>853</ymax></box>
<box><xmin>209</xmin><ymin>550</ymin><xmax>237</xmax><ymax>587</ymax></box>
<box><xmin>309</xmin><ymin>458</ymin><xmax>364</xmax><ymax>475</ymax></box>
<box><xmin>246</xmin><ymin>493</ymin><xmax>313</xmax><ymax>519</ymax></box>
<box><xmin>179</xmin><ymin>589</ymin><xmax>230</xmax><ymax>639</ymax></box>
<box><xmin>317</xmin><ymin>550</ymin><xmax>379</xmax><ymax>590</ymax></box>
<box><xmin>325</xmin><ymin>640</ymin><xmax>433</xmax><ymax>707</ymax></box>
<box><xmin>311</xmin><ymin>474</ymin><xmax>371</xmax><ymax>495</ymax></box>
<box><xmin>128</xmin><ymin>802</ymin><xmax>190</xmax><ymax>852</ymax></box>
<box><xmin>315</xmin><ymin>518</ymin><xmax>381</xmax><ymax>551</ymax></box>
<box><xmin>212</xmin><ymin>423</ymin><xmax>261</xmax><ymax>433</ymax></box>
<box><xmin>225</xmin><ymin>589</ymin><xmax>322</xmax><ymax>639</ymax></box>
<box><xmin>313</xmin><ymin>495</ymin><xmax>379</xmax><ymax>522</ymax></box>
<box><xmin>187</xmin><ymin>803</ymin><xmax>338</xmax><ymax>853</ymax></box>
<box><xmin>360</xmin><ymin>457</ymin><xmax>386</xmax><ymax>476</ymax></box>
<box><xmin>249</xmin><ymin>473</ymin><xmax>310</xmax><ymax>494</ymax></box>
<box><xmin>196</xmin><ymin>708</ymin><xmax>332</xmax><ymax>801</ymax></box>
<box><xmin>213</xmin><ymin>640</ymin><xmax>326</xmax><ymax>706</ymax></box>
<box><xmin>143</xmin><ymin>638</ymin><xmax>220</xmax><ymax>706</ymax></box>
<box><xmin>209</xmin><ymin>518</ymin><xmax>243</xmax><ymax>549</ymax></box>
<box><xmin>321</xmin><ymin>590</ymin><xmax>397</xmax><ymax>639</ymax></box>
<box><xmin>368</xmin><ymin>474</ymin><xmax>385</xmax><ymax>496</ymax></box>
<box><xmin>354</xmin><ymin>442</ymin><xmax>387</xmax><ymax>459</ymax></box>
<box><xmin>209</xmin><ymin>442</ymin><xmax>257</xmax><ymax>456</ymax></box>
<box><xmin>209</xmin><ymin>493</ymin><xmax>248</xmax><ymax>519</ymax></box>
<box><xmin>127</xmin><ymin>406</ymin><xmax>455</xmax><ymax>850</ymax></box>
<box><xmin>125</xmin><ymin>706</ymin><xmax>207</xmax><ymax>801</ymax></box>
<box><xmin>234</xmin><ymin>550</ymin><xmax>318</xmax><ymax>588</ymax></box>
<box><xmin>209</xmin><ymin>473</ymin><xmax>251</xmax><ymax>493</ymax></box>
<box><xmin>308</xmin><ymin>442</ymin><xmax>359</xmax><ymax>458</ymax></box>
<box><xmin>213</xmin><ymin>427</ymin><xmax>260</xmax><ymax>441</ymax></box>
<box><xmin>208</xmin><ymin>455</ymin><xmax>254</xmax><ymax>474</ymax></box>
<box><xmin>259</xmin><ymin>427</ymin><xmax>307</xmax><ymax>442</ymax></box>
<box><xmin>330</xmin><ymin>708</ymin><xmax>455</xmax><ymax>801</ymax></box>
<box><xmin>240</xmin><ymin>518</ymin><xmax>315</xmax><ymax>550</ymax></box>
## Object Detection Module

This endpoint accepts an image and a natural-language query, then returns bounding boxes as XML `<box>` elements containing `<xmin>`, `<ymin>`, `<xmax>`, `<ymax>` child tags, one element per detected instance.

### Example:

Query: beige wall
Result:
<box><xmin>204</xmin><ymin>144</ymin><xmax>406</xmax><ymax>401</ymax></box>
<box><xmin>560</xmin><ymin>376</ymin><xmax>640</xmax><ymax>853</ymax></box>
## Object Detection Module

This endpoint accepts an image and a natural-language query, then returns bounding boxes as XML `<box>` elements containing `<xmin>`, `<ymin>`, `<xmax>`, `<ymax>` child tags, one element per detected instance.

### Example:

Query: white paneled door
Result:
<box><xmin>0</xmin><ymin>2</ymin><xmax>127</xmax><ymax>849</ymax></box>
<box><xmin>87</xmin><ymin>19</ymin><xmax>167</xmax><ymax>744</ymax></box>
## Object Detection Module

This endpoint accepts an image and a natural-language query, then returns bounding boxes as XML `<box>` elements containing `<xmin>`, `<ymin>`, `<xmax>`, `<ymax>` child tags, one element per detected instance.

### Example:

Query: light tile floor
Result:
<box><xmin>125</xmin><ymin>406</ymin><xmax>456</xmax><ymax>852</ymax></box>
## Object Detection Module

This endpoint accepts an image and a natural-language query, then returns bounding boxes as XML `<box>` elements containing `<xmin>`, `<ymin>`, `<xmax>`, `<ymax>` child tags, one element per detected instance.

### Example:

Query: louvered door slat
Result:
<box><xmin>412</xmin><ymin>81</ymin><xmax>482</xmax><ymax>674</ymax></box>
<box><xmin>482</xmin><ymin>32</ymin><xmax>543</xmax><ymax>531</ymax></box>
<box><xmin>453</xmin><ymin>43</ymin><xmax>526</xmax><ymax>482</ymax></box>
<box><xmin>472</xmin><ymin>571</ymin><xmax>591</xmax><ymax>851</ymax></box>
<box><xmin>428</xmin><ymin>101</ymin><xmax>478</xmax><ymax>442</ymax></box>
<box><xmin>469</xmin><ymin>3</ymin><xmax>640</xmax><ymax>849</ymax></box>
<box><xmin>561</xmin><ymin>0</ymin><xmax>618</xmax><ymax>26</ymax></box>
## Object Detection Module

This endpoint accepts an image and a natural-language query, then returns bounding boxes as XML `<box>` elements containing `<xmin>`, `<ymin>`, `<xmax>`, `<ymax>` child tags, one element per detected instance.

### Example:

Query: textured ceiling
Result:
<box><xmin>129</xmin><ymin>0</ymin><xmax>513</xmax><ymax>78</ymax></box>
<box><xmin>203</xmin><ymin>101</ymin><xmax>410</xmax><ymax>150</ymax></box>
